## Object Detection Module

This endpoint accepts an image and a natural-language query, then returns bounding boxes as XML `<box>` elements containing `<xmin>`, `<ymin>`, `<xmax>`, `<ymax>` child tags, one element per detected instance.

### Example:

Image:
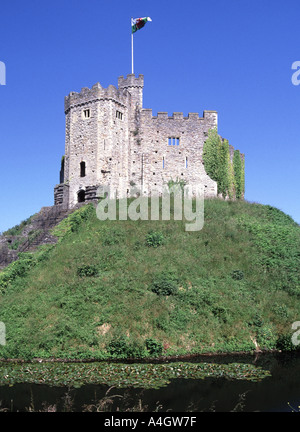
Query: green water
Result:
<box><xmin>0</xmin><ymin>352</ymin><xmax>299</xmax><ymax>412</ymax></box>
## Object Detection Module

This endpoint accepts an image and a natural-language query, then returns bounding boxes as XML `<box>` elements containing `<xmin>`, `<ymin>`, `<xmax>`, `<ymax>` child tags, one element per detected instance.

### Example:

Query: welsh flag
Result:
<box><xmin>131</xmin><ymin>17</ymin><xmax>152</xmax><ymax>34</ymax></box>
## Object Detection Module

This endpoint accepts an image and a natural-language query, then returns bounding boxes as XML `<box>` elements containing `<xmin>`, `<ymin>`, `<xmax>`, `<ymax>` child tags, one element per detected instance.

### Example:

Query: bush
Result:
<box><xmin>272</xmin><ymin>303</ymin><xmax>288</xmax><ymax>318</ymax></box>
<box><xmin>107</xmin><ymin>335</ymin><xmax>128</xmax><ymax>356</ymax></box>
<box><xmin>145</xmin><ymin>231</ymin><xmax>164</xmax><ymax>248</ymax></box>
<box><xmin>151</xmin><ymin>272</ymin><xmax>178</xmax><ymax>296</ymax></box>
<box><xmin>212</xmin><ymin>305</ymin><xmax>229</xmax><ymax>323</ymax></box>
<box><xmin>0</xmin><ymin>256</ymin><xmax>36</xmax><ymax>292</ymax></box>
<box><xmin>256</xmin><ymin>324</ymin><xmax>277</xmax><ymax>349</ymax></box>
<box><xmin>106</xmin><ymin>335</ymin><xmax>145</xmax><ymax>358</ymax></box>
<box><xmin>231</xmin><ymin>270</ymin><xmax>244</xmax><ymax>280</ymax></box>
<box><xmin>276</xmin><ymin>334</ymin><xmax>298</xmax><ymax>351</ymax></box>
<box><xmin>145</xmin><ymin>338</ymin><xmax>163</xmax><ymax>356</ymax></box>
<box><xmin>77</xmin><ymin>265</ymin><xmax>99</xmax><ymax>277</ymax></box>
<box><xmin>125</xmin><ymin>340</ymin><xmax>146</xmax><ymax>358</ymax></box>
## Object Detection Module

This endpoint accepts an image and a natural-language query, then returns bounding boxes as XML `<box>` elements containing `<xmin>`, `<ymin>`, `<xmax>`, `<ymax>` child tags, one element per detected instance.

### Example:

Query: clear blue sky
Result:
<box><xmin>1</xmin><ymin>0</ymin><xmax>300</xmax><ymax>232</ymax></box>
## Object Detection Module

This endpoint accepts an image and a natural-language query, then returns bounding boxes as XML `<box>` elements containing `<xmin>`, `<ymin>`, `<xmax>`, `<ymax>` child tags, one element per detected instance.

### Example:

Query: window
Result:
<box><xmin>116</xmin><ymin>110</ymin><xmax>123</xmax><ymax>120</ymax></box>
<box><xmin>83</xmin><ymin>109</ymin><xmax>90</xmax><ymax>119</ymax></box>
<box><xmin>163</xmin><ymin>156</ymin><xmax>165</xmax><ymax>168</ymax></box>
<box><xmin>80</xmin><ymin>161</ymin><xmax>86</xmax><ymax>177</ymax></box>
<box><xmin>185</xmin><ymin>157</ymin><xmax>188</xmax><ymax>168</ymax></box>
<box><xmin>168</xmin><ymin>137</ymin><xmax>180</xmax><ymax>146</ymax></box>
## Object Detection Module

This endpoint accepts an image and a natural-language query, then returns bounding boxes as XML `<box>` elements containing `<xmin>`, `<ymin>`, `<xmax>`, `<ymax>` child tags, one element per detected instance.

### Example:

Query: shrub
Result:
<box><xmin>125</xmin><ymin>340</ymin><xmax>146</xmax><ymax>358</ymax></box>
<box><xmin>145</xmin><ymin>338</ymin><xmax>163</xmax><ymax>356</ymax></box>
<box><xmin>0</xmin><ymin>256</ymin><xmax>36</xmax><ymax>292</ymax></box>
<box><xmin>151</xmin><ymin>272</ymin><xmax>178</xmax><ymax>296</ymax></box>
<box><xmin>272</xmin><ymin>303</ymin><xmax>288</xmax><ymax>318</ymax></box>
<box><xmin>106</xmin><ymin>335</ymin><xmax>145</xmax><ymax>358</ymax></box>
<box><xmin>146</xmin><ymin>231</ymin><xmax>164</xmax><ymax>248</ymax></box>
<box><xmin>77</xmin><ymin>265</ymin><xmax>99</xmax><ymax>277</ymax></box>
<box><xmin>107</xmin><ymin>335</ymin><xmax>128</xmax><ymax>356</ymax></box>
<box><xmin>212</xmin><ymin>305</ymin><xmax>229</xmax><ymax>323</ymax></box>
<box><xmin>276</xmin><ymin>334</ymin><xmax>298</xmax><ymax>351</ymax></box>
<box><xmin>256</xmin><ymin>324</ymin><xmax>277</xmax><ymax>349</ymax></box>
<box><xmin>70</xmin><ymin>204</ymin><xmax>94</xmax><ymax>232</ymax></box>
<box><xmin>231</xmin><ymin>270</ymin><xmax>244</xmax><ymax>280</ymax></box>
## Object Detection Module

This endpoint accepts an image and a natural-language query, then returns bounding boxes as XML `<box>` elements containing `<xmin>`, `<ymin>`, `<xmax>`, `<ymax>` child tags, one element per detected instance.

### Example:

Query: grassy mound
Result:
<box><xmin>0</xmin><ymin>199</ymin><xmax>299</xmax><ymax>360</ymax></box>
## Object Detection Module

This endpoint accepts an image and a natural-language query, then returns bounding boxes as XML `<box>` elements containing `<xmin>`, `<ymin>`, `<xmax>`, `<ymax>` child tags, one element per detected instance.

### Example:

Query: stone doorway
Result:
<box><xmin>78</xmin><ymin>189</ymin><xmax>86</xmax><ymax>203</ymax></box>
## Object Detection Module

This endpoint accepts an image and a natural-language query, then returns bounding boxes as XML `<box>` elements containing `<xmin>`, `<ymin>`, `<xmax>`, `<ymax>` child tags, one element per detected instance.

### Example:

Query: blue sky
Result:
<box><xmin>0</xmin><ymin>0</ymin><xmax>300</xmax><ymax>232</ymax></box>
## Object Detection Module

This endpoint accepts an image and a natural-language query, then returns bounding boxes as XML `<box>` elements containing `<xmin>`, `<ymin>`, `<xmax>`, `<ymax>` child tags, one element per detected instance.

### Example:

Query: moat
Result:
<box><xmin>0</xmin><ymin>352</ymin><xmax>299</xmax><ymax>412</ymax></box>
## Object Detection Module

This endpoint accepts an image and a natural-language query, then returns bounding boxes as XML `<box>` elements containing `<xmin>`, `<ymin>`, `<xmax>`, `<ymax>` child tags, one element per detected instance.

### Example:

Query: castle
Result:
<box><xmin>54</xmin><ymin>74</ymin><xmax>234</xmax><ymax>208</ymax></box>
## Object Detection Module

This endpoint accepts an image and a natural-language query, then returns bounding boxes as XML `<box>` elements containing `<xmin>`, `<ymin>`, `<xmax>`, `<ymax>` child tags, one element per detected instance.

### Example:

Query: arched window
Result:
<box><xmin>80</xmin><ymin>161</ymin><xmax>86</xmax><ymax>177</ymax></box>
<box><xmin>78</xmin><ymin>190</ymin><xmax>86</xmax><ymax>203</ymax></box>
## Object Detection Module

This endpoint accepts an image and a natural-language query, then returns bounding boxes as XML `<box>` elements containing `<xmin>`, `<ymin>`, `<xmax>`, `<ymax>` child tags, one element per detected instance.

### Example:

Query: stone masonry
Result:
<box><xmin>54</xmin><ymin>74</ymin><xmax>223</xmax><ymax>208</ymax></box>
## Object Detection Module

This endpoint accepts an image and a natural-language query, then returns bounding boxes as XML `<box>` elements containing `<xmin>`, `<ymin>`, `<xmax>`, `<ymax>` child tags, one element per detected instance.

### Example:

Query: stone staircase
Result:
<box><xmin>0</xmin><ymin>204</ymin><xmax>75</xmax><ymax>269</ymax></box>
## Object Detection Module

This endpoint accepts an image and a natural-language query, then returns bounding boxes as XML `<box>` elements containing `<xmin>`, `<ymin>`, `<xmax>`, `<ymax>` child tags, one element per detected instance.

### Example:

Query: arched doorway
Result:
<box><xmin>78</xmin><ymin>189</ymin><xmax>86</xmax><ymax>203</ymax></box>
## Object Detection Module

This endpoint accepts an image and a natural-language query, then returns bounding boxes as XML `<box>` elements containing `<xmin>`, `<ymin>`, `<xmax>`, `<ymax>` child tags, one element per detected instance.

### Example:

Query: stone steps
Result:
<box><xmin>0</xmin><ymin>205</ymin><xmax>76</xmax><ymax>268</ymax></box>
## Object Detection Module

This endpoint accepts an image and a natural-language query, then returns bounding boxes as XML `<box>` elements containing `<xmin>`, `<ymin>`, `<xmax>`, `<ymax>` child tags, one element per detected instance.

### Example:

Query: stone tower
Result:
<box><xmin>54</xmin><ymin>74</ymin><xmax>220</xmax><ymax>208</ymax></box>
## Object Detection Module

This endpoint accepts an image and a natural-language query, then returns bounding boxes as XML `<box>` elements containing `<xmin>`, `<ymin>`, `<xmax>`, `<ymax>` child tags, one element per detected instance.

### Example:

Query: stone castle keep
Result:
<box><xmin>54</xmin><ymin>74</ymin><xmax>225</xmax><ymax>208</ymax></box>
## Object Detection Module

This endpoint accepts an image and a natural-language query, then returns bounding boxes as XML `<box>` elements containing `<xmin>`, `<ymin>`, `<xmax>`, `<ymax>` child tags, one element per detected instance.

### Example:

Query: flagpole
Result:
<box><xmin>131</xmin><ymin>18</ymin><xmax>134</xmax><ymax>74</ymax></box>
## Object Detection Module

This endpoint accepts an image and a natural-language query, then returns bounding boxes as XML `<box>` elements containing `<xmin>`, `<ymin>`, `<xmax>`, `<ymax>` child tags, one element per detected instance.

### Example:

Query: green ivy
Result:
<box><xmin>202</xmin><ymin>128</ymin><xmax>221</xmax><ymax>182</ymax></box>
<box><xmin>217</xmin><ymin>139</ymin><xmax>231</xmax><ymax>198</ymax></box>
<box><xmin>233</xmin><ymin>150</ymin><xmax>243</xmax><ymax>199</ymax></box>
<box><xmin>203</xmin><ymin>129</ymin><xmax>244</xmax><ymax>200</ymax></box>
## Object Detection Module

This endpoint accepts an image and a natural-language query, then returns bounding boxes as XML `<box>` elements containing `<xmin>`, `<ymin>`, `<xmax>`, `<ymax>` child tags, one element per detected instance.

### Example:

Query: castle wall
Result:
<box><xmin>129</xmin><ymin>110</ymin><xmax>218</xmax><ymax>197</ymax></box>
<box><xmin>56</xmin><ymin>74</ymin><xmax>221</xmax><ymax>208</ymax></box>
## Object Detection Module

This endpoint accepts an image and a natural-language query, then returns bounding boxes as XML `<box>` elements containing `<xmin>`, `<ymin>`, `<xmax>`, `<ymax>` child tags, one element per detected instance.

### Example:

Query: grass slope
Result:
<box><xmin>0</xmin><ymin>199</ymin><xmax>299</xmax><ymax>360</ymax></box>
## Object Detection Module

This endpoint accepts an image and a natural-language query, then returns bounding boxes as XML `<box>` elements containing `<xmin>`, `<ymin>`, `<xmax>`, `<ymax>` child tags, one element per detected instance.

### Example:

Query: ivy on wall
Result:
<box><xmin>203</xmin><ymin>129</ymin><xmax>244</xmax><ymax>199</ymax></box>
<box><xmin>233</xmin><ymin>149</ymin><xmax>244</xmax><ymax>200</ymax></box>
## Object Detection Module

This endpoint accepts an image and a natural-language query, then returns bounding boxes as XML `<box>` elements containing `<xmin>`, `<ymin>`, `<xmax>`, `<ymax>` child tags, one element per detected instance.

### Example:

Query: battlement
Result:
<box><xmin>118</xmin><ymin>74</ymin><xmax>144</xmax><ymax>89</ymax></box>
<box><xmin>64</xmin><ymin>82</ymin><xmax>131</xmax><ymax>113</ymax></box>
<box><xmin>140</xmin><ymin>109</ymin><xmax>218</xmax><ymax>124</ymax></box>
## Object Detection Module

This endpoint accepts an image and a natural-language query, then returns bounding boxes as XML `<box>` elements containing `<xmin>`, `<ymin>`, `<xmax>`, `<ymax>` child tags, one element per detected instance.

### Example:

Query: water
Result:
<box><xmin>0</xmin><ymin>352</ymin><xmax>299</xmax><ymax>412</ymax></box>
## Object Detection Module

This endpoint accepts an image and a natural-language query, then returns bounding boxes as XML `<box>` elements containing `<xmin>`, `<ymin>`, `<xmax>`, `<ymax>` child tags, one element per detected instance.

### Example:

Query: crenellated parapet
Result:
<box><xmin>64</xmin><ymin>82</ymin><xmax>131</xmax><ymax>113</ymax></box>
<box><xmin>140</xmin><ymin>109</ymin><xmax>218</xmax><ymax>126</ymax></box>
<box><xmin>118</xmin><ymin>74</ymin><xmax>144</xmax><ymax>90</ymax></box>
<box><xmin>118</xmin><ymin>74</ymin><xmax>144</xmax><ymax>108</ymax></box>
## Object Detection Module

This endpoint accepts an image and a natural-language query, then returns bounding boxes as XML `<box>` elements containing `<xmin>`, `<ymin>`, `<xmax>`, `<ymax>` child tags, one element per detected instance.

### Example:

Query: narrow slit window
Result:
<box><xmin>83</xmin><ymin>109</ymin><xmax>90</xmax><ymax>119</ymax></box>
<box><xmin>80</xmin><ymin>161</ymin><xmax>86</xmax><ymax>177</ymax></box>
<box><xmin>163</xmin><ymin>156</ymin><xmax>165</xmax><ymax>168</ymax></box>
<box><xmin>116</xmin><ymin>110</ymin><xmax>123</xmax><ymax>120</ymax></box>
<box><xmin>185</xmin><ymin>157</ymin><xmax>188</xmax><ymax>168</ymax></box>
<box><xmin>168</xmin><ymin>137</ymin><xmax>180</xmax><ymax>146</ymax></box>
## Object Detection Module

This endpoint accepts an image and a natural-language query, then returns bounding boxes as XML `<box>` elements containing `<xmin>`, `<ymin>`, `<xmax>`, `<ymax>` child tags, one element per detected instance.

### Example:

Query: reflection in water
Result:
<box><xmin>0</xmin><ymin>352</ymin><xmax>299</xmax><ymax>412</ymax></box>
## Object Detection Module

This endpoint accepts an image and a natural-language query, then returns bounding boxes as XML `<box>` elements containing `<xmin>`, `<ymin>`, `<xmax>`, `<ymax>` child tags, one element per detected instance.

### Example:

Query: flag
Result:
<box><xmin>131</xmin><ymin>17</ymin><xmax>152</xmax><ymax>34</ymax></box>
